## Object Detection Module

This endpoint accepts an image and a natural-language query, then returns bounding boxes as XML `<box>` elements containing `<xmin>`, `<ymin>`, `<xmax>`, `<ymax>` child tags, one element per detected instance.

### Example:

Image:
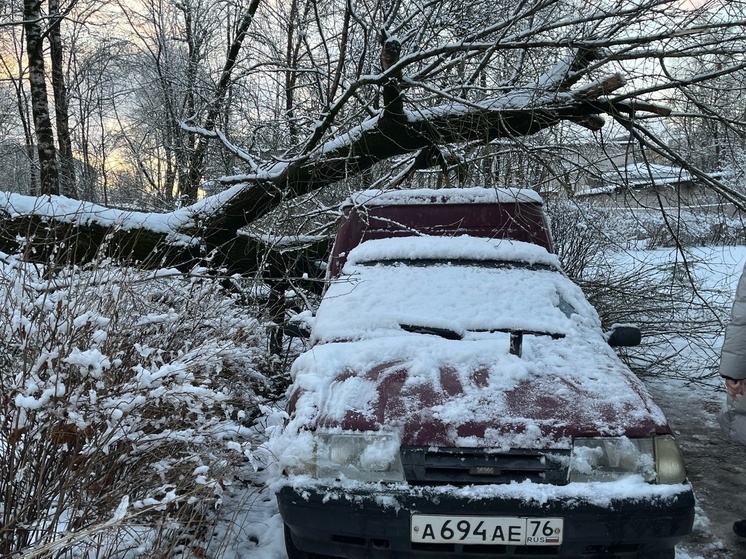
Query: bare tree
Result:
<box><xmin>48</xmin><ymin>0</ymin><xmax>76</xmax><ymax>198</ymax></box>
<box><xmin>22</xmin><ymin>0</ymin><xmax>59</xmax><ymax>195</ymax></box>
<box><xmin>2</xmin><ymin>0</ymin><xmax>746</xmax><ymax>270</ymax></box>
<box><xmin>183</xmin><ymin>0</ymin><xmax>261</xmax><ymax>201</ymax></box>
<box><xmin>0</xmin><ymin>22</ymin><xmax>38</xmax><ymax>194</ymax></box>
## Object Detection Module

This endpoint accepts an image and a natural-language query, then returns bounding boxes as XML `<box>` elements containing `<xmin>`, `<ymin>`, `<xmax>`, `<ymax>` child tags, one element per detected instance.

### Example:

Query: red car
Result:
<box><xmin>274</xmin><ymin>188</ymin><xmax>694</xmax><ymax>559</ymax></box>
<box><xmin>327</xmin><ymin>187</ymin><xmax>553</xmax><ymax>278</ymax></box>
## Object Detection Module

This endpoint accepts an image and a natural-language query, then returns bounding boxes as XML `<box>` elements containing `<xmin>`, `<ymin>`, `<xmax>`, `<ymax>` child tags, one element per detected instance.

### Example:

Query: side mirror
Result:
<box><xmin>607</xmin><ymin>324</ymin><xmax>641</xmax><ymax>347</ymax></box>
<box><xmin>282</xmin><ymin>321</ymin><xmax>312</xmax><ymax>339</ymax></box>
<box><xmin>282</xmin><ymin>312</ymin><xmax>314</xmax><ymax>339</ymax></box>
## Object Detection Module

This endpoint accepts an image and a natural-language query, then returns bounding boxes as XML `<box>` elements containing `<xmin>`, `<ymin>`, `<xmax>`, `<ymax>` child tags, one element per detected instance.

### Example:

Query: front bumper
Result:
<box><xmin>277</xmin><ymin>481</ymin><xmax>695</xmax><ymax>559</ymax></box>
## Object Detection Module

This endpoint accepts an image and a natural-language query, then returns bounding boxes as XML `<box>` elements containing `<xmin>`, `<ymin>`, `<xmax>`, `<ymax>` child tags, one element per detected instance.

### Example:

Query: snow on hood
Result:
<box><xmin>285</xmin><ymin>334</ymin><xmax>668</xmax><ymax>451</ymax></box>
<box><xmin>279</xmin><ymin>235</ymin><xmax>669</xmax><ymax>454</ymax></box>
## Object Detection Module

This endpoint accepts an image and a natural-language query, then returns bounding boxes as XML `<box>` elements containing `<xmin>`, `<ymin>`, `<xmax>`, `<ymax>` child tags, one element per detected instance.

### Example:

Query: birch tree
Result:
<box><xmin>48</xmin><ymin>0</ymin><xmax>76</xmax><ymax>197</ymax></box>
<box><xmin>22</xmin><ymin>0</ymin><xmax>59</xmax><ymax>195</ymax></box>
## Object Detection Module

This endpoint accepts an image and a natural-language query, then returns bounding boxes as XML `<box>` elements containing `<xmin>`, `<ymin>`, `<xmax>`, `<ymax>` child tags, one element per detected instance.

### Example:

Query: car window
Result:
<box><xmin>312</xmin><ymin>258</ymin><xmax>596</xmax><ymax>344</ymax></box>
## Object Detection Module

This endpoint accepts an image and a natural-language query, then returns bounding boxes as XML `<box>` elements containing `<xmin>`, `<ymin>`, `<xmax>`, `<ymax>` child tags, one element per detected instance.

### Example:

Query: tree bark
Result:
<box><xmin>23</xmin><ymin>0</ymin><xmax>60</xmax><ymax>196</ymax></box>
<box><xmin>48</xmin><ymin>0</ymin><xmax>76</xmax><ymax>198</ymax></box>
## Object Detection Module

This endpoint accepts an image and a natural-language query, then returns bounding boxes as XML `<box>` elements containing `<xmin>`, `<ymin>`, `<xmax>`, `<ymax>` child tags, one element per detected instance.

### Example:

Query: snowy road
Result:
<box><xmin>650</xmin><ymin>377</ymin><xmax>746</xmax><ymax>559</ymax></box>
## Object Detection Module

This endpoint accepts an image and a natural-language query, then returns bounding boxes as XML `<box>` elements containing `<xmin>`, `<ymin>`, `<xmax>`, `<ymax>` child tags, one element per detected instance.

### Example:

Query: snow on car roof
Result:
<box><xmin>343</xmin><ymin>186</ymin><xmax>543</xmax><ymax>207</ymax></box>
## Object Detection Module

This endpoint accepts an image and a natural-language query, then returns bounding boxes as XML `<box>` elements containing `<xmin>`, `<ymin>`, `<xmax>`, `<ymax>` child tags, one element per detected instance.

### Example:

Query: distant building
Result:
<box><xmin>568</xmin><ymin>136</ymin><xmax>719</xmax><ymax>209</ymax></box>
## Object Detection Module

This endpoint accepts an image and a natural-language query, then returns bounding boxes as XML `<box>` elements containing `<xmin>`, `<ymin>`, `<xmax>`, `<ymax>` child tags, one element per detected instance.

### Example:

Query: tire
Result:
<box><xmin>284</xmin><ymin>524</ymin><xmax>326</xmax><ymax>559</ymax></box>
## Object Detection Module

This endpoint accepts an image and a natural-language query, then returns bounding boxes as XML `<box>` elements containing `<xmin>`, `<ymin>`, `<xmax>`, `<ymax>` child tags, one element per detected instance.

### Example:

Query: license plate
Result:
<box><xmin>410</xmin><ymin>515</ymin><xmax>563</xmax><ymax>546</ymax></box>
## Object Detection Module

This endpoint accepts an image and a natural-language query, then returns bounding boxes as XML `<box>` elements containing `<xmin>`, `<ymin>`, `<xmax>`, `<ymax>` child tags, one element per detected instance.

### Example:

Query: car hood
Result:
<box><xmin>286</xmin><ymin>334</ymin><xmax>670</xmax><ymax>450</ymax></box>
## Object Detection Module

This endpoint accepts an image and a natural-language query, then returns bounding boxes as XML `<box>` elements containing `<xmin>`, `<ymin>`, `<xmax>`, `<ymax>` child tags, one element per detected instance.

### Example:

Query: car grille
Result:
<box><xmin>400</xmin><ymin>447</ymin><xmax>570</xmax><ymax>485</ymax></box>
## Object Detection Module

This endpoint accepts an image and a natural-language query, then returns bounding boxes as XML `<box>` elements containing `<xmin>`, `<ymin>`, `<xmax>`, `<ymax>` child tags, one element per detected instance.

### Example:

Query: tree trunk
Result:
<box><xmin>48</xmin><ymin>0</ymin><xmax>77</xmax><ymax>198</ymax></box>
<box><xmin>23</xmin><ymin>0</ymin><xmax>60</xmax><ymax>196</ymax></box>
<box><xmin>184</xmin><ymin>0</ymin><xmax>261</xmax><ymax>202</ymax></box>
<box><xmin>178</xmin><ymin>0</ymin><xmax>198</xmax><ymax>202</ymax></box>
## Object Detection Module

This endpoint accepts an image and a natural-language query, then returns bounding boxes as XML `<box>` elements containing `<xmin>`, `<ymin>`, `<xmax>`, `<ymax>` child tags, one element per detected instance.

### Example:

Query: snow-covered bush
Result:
<box><xmin>0</xmin><ymin>252</ymin><xmax>268</xmax><ymax>557</ymax></box>
<box><xmin>542</xmin><ymin>199</ymin><xmax>623</xmax><ymax>279</ymax></box>
<box><xmin>545</xmin><ymin>197</ymin><xmax>731</xmax><ymax>381</ymax></box>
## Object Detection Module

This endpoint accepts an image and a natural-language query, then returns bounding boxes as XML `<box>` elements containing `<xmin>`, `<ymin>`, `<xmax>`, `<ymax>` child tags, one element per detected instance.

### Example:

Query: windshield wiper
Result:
<box><xmin>496</xmin><ymin>328</ymin><xmax>565</xmax><ymax>357</ymax></box>
<box><xmin>481</xmin><ymin>327</ymin><xmax>565</xmax><ymax>340</ymax></box>
<box><xmin>398</xmin><ymin>324</ymin><xmax>565</xmax><ymax>355</ymax></box>
<box><xmin>399</xmin><ymin>323</ymin><xmax>463</xmax><ymax>340</ymax></box>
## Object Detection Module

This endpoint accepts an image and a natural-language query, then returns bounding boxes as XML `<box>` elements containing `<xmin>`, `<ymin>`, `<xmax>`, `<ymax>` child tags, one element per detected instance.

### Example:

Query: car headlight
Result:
<box><xmin>288</xmin><ymin>431</ymin><xmax>405</xmax><ymax>482</ymax></box>
<box><xmin>570</xmin><ymin>435</ymin><xmax>686</xmax><ymax>484</ymax></box>
<box><xmin>653</xmin><ymin>435</ymin><xmax>688</xmax><ymax>484</ymax></box>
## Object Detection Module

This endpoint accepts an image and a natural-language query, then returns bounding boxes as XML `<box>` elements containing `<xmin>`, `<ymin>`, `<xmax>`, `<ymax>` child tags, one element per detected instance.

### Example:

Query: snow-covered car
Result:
<box><xmin>273</xmin><ymin>200</ymin><xmax>694</xmax><ymax>559</ymax></box>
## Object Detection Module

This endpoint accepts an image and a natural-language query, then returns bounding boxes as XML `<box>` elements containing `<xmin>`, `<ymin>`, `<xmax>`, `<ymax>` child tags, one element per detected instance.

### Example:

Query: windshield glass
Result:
<box><xmin>312</xmin><ymin>258</ymin><xmax>597</xmax><ymax>343</ymax></box>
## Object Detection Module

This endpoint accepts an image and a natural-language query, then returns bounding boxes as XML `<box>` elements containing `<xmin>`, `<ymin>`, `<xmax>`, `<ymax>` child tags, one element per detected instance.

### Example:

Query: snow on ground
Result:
<box><xmin>207</xmin><ymin>467</ymin><xmax>287</xmax><ymax>559</ymax></box>
<box><xmin>212</xmin><ymin>245</ymin><xmax>746</xmax><ymax>559</ymax></box>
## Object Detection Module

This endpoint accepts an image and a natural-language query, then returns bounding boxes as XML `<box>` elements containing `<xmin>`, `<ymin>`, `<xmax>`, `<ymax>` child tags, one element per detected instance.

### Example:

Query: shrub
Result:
<box><xmin>0</xmin><ymin>253</ymin><xmax>267</xmax><ymax>558</ymax></box>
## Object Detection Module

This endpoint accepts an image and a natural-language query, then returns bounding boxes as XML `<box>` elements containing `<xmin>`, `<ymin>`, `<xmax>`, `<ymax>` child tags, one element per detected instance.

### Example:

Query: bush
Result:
<box><xmin>545</xmin><ymin>197</ymin><xmax>731</xmax><ymax>381</ymax></box>
<box><xmin>0</xmin><ymin>253</ymin><xmax>267</xmax><ymax>558</ymax></box>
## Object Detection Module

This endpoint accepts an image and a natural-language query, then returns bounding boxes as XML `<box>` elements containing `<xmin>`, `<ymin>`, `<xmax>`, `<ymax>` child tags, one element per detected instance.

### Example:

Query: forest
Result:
<box><xmin>1</xmin><ymin>0</ymin><xmax>746</xmax><ymax>556</ymax></box>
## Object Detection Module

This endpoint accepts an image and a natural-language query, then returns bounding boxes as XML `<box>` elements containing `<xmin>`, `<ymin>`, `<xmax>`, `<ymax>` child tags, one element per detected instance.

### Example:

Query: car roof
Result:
<box><xmin>342</xmin><ymin>187</ymin><xmax>543</xmax><ymax>207</ymax></box>
<box><xmin>328</xmin><ymin>186</ymin><xmax>553</xmax><ymax>278</ymax></box>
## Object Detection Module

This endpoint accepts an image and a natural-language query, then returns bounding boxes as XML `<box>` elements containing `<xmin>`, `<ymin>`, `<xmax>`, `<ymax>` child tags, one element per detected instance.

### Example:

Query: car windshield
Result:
<box><xmin>312</xmin><ymin>254</ymin><xmax>597</xmax><ymax>344</ymax></box>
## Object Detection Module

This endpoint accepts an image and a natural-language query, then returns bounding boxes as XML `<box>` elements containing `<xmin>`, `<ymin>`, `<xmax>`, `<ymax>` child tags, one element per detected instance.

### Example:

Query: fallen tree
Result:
<box><xmin>3</xmin><ymin>4</ymin><xmax>746</xmax><ymax>278</ymax></box>
<box><xmin>0</xmin><ymin>55</ymin><xmax>670</xmax><ymax>274</ymax></box>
